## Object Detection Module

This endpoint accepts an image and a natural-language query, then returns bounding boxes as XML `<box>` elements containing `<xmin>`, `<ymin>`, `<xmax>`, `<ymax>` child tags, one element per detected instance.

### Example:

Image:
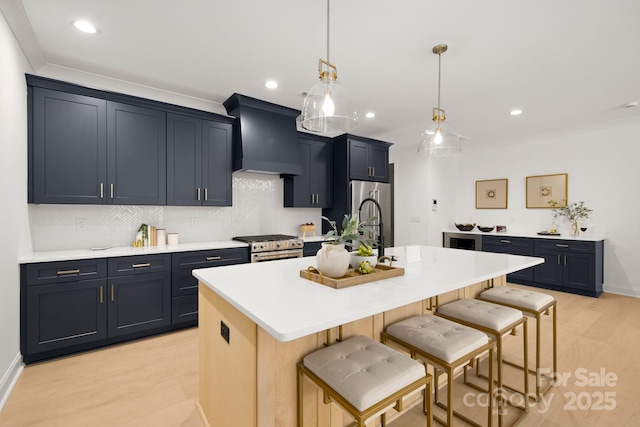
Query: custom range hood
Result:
<box><xmin>223</xmin><ymin>93</ymin><xmax>303</xmax><ymax>175</ymax></box>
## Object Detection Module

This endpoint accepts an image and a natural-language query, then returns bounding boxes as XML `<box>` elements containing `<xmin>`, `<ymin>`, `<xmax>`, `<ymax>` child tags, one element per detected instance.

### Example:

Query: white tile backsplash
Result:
<box><xmin>29</xmin><ymin>172</ymin><xmax>322</xmax><ymax>251</ymax></box>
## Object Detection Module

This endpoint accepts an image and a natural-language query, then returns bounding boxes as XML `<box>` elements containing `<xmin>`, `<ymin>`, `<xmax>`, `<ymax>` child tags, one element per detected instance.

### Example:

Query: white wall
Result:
<box><xmin>391</xmin><ymin>117</ymin><xmax>640</xmax><ymax>297</ymax></box>
<box><xmin>0</xmin><ymin>11</ymin><xmax>32</xmax><ymax>408</ymax></box>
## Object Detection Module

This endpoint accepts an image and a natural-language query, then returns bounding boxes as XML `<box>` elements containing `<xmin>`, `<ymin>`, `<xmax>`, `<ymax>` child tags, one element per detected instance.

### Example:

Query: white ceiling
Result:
<box><xmin>2</xmin><ymin>0</ymin><xmax>640</xmax><ymax>150</ymax></box>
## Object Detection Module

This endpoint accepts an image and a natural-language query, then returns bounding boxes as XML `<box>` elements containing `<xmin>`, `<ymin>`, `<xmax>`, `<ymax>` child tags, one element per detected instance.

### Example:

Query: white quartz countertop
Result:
<box><xmin>443</xmin><ymin>229</ymin><xmax>605</xmax><ymax>241</ymax></box>
<box><xmin>193</xmin><ymin>245</ymin><xmax>544</xmax><ymax>343</ymax></box>
<box><xmin>18</xmin><ymin>241</ymin><xmax>249</xmax><ymax>264</ymax></box>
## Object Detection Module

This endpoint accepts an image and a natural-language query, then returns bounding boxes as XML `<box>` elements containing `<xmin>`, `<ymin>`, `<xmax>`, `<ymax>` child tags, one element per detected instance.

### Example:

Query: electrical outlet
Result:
<box><xmin>221</xmin><ymin>321</ymin><xmax>230</xmax><ymax>344</ymax></box>
<box><xmin>431</xmin><ymin>199</ymin><xmax>438</xmax><ymax>211</ymax></box>
<box><xmin>191</xmin><ymin>217</ymin><xmax>198</xmax><ymax>227</ymax></box>
<box><xmin>76</xmin><ymin>218</ymin><xmax>87</xmax><ymax>230</ymax></box>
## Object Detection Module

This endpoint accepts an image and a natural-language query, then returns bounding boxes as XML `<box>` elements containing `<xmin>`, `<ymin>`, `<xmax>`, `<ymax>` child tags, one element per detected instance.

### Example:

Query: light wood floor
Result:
<box><xmin>1</xmin><ymin>284</ymin><xmax>639</xmax><ymax>426</ymax></box>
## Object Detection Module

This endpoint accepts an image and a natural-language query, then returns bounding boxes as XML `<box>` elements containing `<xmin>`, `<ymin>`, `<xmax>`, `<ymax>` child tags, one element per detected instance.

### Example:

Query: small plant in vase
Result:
<box><xmin>548</xmin><ymin>199</ymin><xmax>593</xmax><ymax>236</ymax></box>
<box><xmin>316</xmin><ymin>215</ymin><xmax>377</xmax><ymax>278</ymax></box>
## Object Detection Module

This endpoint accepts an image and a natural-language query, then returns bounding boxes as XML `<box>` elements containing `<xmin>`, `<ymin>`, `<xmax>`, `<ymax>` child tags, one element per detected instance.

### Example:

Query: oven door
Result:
<box><xmin>251</xmin><ymin>249</ymin><xmax>303</xmax><ymax>263</ymax></box>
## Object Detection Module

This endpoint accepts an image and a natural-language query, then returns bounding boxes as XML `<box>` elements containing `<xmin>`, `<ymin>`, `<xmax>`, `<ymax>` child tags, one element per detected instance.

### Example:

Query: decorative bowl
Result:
<box><xmin>477</xmin><ymin>225</ymin><xmax>495</xmax><ymax>232</ymax></box>
<box><xmin>350</xmin><ymin>253</ymin><xmax>378</xmax><ymax>269</ymax></box>
<box><xmin>454</xmin><ymin>223</ymin><xmax>476</xmax><ymax>232</ymax></box>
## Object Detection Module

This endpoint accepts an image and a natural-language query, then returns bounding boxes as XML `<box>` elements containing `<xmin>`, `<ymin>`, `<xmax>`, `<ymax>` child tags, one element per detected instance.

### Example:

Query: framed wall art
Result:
<box><xmin>526</xmin><ymin>173</ymin><xmax>568</xmax><ymax>208</ymax></box>
<box><xmin>476</xmin><ymin>178</ymin><xmax>508</xmax><ymax>209</ymax></box>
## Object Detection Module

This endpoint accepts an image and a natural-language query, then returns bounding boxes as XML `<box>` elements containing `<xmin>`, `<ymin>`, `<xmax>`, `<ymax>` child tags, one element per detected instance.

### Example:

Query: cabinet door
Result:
<box><xmin>108</xmin><ymin>271</ymin><xmax>171</xmax><ymax>337</ymax></box>
<box><xmin>533</xmin><ymin>247</ymin><xmax>563</xmax><ymax>286</ymax></box>
<box><xmin>348</xmin><ymin>139</ymin><xmax>372</xmax><ymax>181</ymax></box>
<box><xmin>25</xmin><ymin>279</ymin><xmax>107</xmax><ymax>354</ymax></box>
<box><xmin>368</xmin><ymin>143</ymin><xmax>389</xmax><ymax>182</ymax></box>
<box><xmin>31</xmin><ymin>88</ymin><xmax>107</xmax><ymax>204</ymax></box>
<box><xmin>311</xmin><ymin>140</ymin><xmax>333</xmax><ymax>208</ymax></box>
<box><xmin>202</xmin><ymin>120</ymin><xmax>233</xmax><ymax>206</ymax></box>
<box><xmin>167</xmin><ymin>113</ymin><xmax>202</xmax><ymax>205</ymax></box>
<box><xmin>563</xmin><ymin>252</ymin><xmax>595</xmax><ymax>292</ymax></box>
<box><xmin>285</xmin><ymin>139</ymin><xmax>314</xmax><ymax>207</ymax></box>
<box><xmin>107</xmin><ymin>102</ymin><xmax>166</xmax><ymax>205</ymax></box>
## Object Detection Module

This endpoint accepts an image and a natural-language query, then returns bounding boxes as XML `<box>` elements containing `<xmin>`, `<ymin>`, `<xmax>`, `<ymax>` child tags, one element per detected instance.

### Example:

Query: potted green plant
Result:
<box><xmin>316</xmin><ymin>215</ymin><xmax>377</xmax><ymax>278</ymax></box>
<box><xmin>548</xmin><ymin>199</ymin><xmax>593</xmax><ymax>236</ymax></box>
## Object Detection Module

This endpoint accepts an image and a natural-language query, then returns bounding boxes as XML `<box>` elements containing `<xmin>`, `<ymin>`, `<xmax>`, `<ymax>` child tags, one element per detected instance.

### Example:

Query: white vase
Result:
<box><xmin>316</xmin><ymin>243</ymin><xmax>350</xmax><ymax>278</ymax></box>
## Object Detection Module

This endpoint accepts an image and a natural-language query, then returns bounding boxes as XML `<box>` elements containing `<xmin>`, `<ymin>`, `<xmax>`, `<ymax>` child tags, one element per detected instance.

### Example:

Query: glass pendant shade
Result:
<box><xmin>417</xmin><ymin>120</ymin><xmax>461</xmax><ymax>157</ymax></box>
<box><xmin>301</xmin><ymin>73</ymin><xmax>358</xmax><ymax>134</ymax></box>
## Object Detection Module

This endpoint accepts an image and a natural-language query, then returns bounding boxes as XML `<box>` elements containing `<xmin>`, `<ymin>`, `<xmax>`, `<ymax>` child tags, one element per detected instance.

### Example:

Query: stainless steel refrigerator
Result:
<box><xmin>351</xmin><ymin>180</ymin><xmax>394</xmax><ymax>250</ymax></box>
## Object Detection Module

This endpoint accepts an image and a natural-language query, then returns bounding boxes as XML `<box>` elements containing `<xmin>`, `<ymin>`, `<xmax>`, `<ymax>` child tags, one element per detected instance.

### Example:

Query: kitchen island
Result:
<box><xmin>194</xmin><ymin>245</ymin><xmax>543</xmax><ymax>427</ymax></box>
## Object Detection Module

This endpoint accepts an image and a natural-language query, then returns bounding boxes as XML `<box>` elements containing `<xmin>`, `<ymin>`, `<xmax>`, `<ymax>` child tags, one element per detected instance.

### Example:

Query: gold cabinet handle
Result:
<box><xmin>132</xmin><ymin>263</ymin><xmax>151</xmax><ymax>268</ymax></box>
<box><xmin>57</xmin><ymin>269</ymin><xmax>80</xmax><ymax>275</ymax></box>
<box><xmin>100</xmin><ymin>183</ymin><xmax>104</xmax><ymax>199</ymax></box>
<box><xmin>111</xmin><ymin>284</ymin><xmax>115</xmax><ymax>302</ymax></box>
<box><xmin>197</xmin><ymin>188</ymin><xmax>201</xmax><ymax>201</ymax></box>
<box><xmin>100</xmin><ymin>286</ymin><xmax>104</xmax><ymax>304</ymax></box>
<box><xmin>500</xmin><ymin>240</ymin><xmax>511</xmax><ymax>244</ymax></box>
<box><xmin>371</xmin><ymin>167</ymin><xmax>375</xmax><ymax>176</ymax></box>
<box><xmin>204</xmin><ymin>188</ymin><xmax>208</xmax><ymax>201</ymax></box>
<box><xmin>110</xmin><ymin>183</ymin><xmax>114</xmax><ymax>199</ymax></box>
<box><xmin>206</xmin><ymin>256</ymin><xmax>221</xmax><ymax>261</ymax></box>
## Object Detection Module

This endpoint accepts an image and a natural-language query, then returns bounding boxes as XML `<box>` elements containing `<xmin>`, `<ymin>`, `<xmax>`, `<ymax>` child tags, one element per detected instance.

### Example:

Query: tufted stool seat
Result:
<box><xmin>297</xmin><ymin>335</ymin><xmax>432</xmax><ymax>426</ymax></box>
<box><xmin>478</xmin><ymin>286</ymin><xmax>557</xmax><ymax>400</ymax></box>
<box><xmin>436</xmin><ymin>299</ymin><xmax>529</xmax><ymax>426</ymax></box>
<box><xmin>383</xmin><ymin>314</ymin><xmax>495</xmax><ymax>426</ymax></box>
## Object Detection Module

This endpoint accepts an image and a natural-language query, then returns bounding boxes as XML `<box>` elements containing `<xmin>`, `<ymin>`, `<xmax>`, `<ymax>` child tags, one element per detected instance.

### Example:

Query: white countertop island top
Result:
<box><xmin>193</xmin><ymin>245</ymin><xmax>544</xmax><ymax>342</ymax></box>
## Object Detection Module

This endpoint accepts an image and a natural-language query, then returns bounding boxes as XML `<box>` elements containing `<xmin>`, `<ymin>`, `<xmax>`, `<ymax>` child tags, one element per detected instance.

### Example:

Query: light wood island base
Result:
<box><xmin>197</xmin><ymin>276</ymin><xmax>505</xmax><ymax>427</ymax></box>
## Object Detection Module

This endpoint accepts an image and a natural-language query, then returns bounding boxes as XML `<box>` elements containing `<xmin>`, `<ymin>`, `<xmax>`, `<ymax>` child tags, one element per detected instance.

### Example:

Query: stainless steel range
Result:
<box><xmin>233</xmin><ymin>234</ymin><xmax>304</xmax><ymax>263</ymax></box>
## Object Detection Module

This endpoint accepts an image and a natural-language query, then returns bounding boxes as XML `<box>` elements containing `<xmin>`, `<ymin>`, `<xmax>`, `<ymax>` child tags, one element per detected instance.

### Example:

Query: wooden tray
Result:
<box><xmin>300</xmin><ymin>264</ymin><xmax>405</xmax><ymax>289</ymax></box>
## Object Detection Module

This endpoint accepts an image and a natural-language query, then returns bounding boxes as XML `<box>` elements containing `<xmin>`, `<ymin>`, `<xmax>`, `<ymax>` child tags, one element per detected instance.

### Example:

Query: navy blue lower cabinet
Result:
<box><xmin>303</xmin><ymin>241</ymin><xmax>323</xmax><ymax>257</ymax></box>
<box><xmin>25</xmin><ymin>279</ymin><xmax>108</xmax><ymax>355</ymax></box>
<box><xmin>107</xmin><ymin>271</ymin><xmax>172</xmax><ymax>337</ymax></box>
<box><xmin>481</xmin><ymin>235</ymin><xmax>604</xmax><ymax>297</ymax></box>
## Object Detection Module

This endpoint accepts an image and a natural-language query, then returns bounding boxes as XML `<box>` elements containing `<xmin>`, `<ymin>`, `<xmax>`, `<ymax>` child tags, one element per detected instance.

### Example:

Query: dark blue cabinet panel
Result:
<box><xmin>31</xmin><ymin>88</ymin><xmax>107</xmax><ymax>204</ymax></box>
<box><xmin>107</xmin><ymin>102</ymin><xmax>166</xmax><ymax>205</ymax></box>
<box><xmin>349</xmin><ymin>138</ymin><xmax>389</xmax><ymax>182</ymax></box>
<box><xmin>108</xmin><ymin>271</ymin><xmax>172</xmax><ymax>337</ymax></box>
<box><xmin>25</xmin><ymin>279</ymin><xmax>107</xmax><ymax>354</ymax></box>
<box><xmin>482</xmin><ymin>236</ymin><xmax>535</xmax><ymax>282</ymax></box>
<box><xmin>167</xmin><ymin>114</ymin><xmax>232</xmax><ymax>206</ymax></box>
<box><xmin>284</xmin><ymin>135</ymin><xmax>333</xmax><ymax>208</ymax></box>
<box><xmin>303</xmin><ymin>241</ymin><xmax>323</xmax><ymax>257</ymax></box>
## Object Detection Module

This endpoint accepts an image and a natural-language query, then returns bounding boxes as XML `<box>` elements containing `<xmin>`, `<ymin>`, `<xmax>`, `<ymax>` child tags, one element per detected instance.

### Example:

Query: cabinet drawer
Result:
<box><xmin>25</xmin><ymin>259</ymin><xmax>107</xmax><ymax>285</ymax></box>
<box><xmin>171</xmin><ymin>248</ymin><xmax>248</xmax><ymax>269</ymax></box>
<box><xmin>172</xmin><ymin>295</ymin><xmax>198</xmax><ymax>324</ymax></box>
<box><xmin>172</xmin><ymin>269</ymin><xmax>199</xmax><ymax>296</ymax></box>
<box><xmin>482</xmin><ymin>236</ymin><xmax>534</xmax><ymax>252</ymax></box>
<box><xmin>534</xmin><ymin>239</ymin><xmax>595</xmax><ymax>254</ymax></box>
<box><xmin>108</xmin><ymin>254</ymin><xmax>171</xmax><ymax>276</ymax></box>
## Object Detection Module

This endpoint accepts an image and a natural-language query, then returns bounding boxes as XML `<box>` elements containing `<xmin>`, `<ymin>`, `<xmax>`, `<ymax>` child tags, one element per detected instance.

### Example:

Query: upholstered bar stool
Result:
<box><xmin>436</xmin><ymin>299</ymin><xmax>529</xmax><ymax>426</ymax></box>
<box><xmin>382</xmin><ymin>314</ymin><xmax>495</xmax><ymax>427</ymax></box>
<box><xmin>297</xmin><ymin>335</ymin><xmax>433</xmax><ymax>427</ymax></box>
<box><xmin>477</xmin><ymin>286</ymin><xmax>557</xmax><ymax>400</ymax></box>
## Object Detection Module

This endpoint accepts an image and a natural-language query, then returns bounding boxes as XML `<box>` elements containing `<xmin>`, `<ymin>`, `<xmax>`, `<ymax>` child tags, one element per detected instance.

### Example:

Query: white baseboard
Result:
<box><xmin>603</xmin><ymin>284</ymin><xmax>640</xmax><ymax>298</ymax></box>
<box><xmin>0</xmin><ymin>353</ymin><xmax>23</xmax><ymax>411</ymax></box>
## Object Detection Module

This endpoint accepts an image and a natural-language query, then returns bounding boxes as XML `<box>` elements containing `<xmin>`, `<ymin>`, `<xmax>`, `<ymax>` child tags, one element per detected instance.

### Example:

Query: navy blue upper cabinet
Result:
<box><xmin>167</xmin><ymin>114</ymin><xmax>232</xmax><ymax>206</ymax></box>
<box><xmin>28</xmin><ymin>75</ymin><xmax>235</xmax><ymax>206</ymax></box>
<box><xmin>348</xmin><ymin>137</ymin><xmax>390</xmax><ymax>182</ymax></box>
<box><xmin>107</xmin><ymin>102</ymin><xmax>166</xmax><ymax>205</ymax></box>
<box><xmin>283</xmin><ymin>134</ymin><xmax>333</xmax><ymax>208</ymax></box>
<box><xmin>31</xmin><ymin>88</ymin><xmax>107</xmax><ymax>204</ymax></box>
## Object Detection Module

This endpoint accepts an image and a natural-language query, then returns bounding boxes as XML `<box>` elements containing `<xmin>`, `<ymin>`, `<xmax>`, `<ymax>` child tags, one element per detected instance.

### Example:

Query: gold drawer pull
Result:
<box><xmin>132</xmin><ymin>263</ymin><xmax>151</xmax><ymax>268</ymax></box>
<box><xmin>57</xmin><ymin>269</ymin><xmax>80</xmax><ymax>275</ymax></box>
<box><xmin>206</xmin><ymin>256</ymin><xmax>221</xmax><ymax>261</ymax></box>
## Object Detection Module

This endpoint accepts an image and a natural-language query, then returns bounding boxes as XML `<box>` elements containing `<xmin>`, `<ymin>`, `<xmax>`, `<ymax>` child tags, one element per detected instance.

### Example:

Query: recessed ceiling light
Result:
<box><xmin>510</xmin><ymin>109</ymin><xmax>523</xmax><ymax>116</ymax></box>
<box><xmin>365</xmin><ymin>112</ymin><xmax>375</xmax><ymax>119</ymax></box>
<box><xmin>264</xmin><ymin>80</ymin><xmax>278</xmax><ymax>89</ymax></box>
<box><xmin>72</xmin><ymin>20</ymin><xmax>98</xmax><ymax>34</ymax></box>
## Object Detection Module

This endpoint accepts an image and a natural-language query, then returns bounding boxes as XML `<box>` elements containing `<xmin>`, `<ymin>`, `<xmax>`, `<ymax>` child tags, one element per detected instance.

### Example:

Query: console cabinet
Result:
<box><xmin>283</xmin><ymin>134</ymin><xmax>333</xmax><ymax>208</ymax></box>
<box><xmin>482</xmin><ymin>236</ymin><xmax>535</xmax><ymax>282</ymax></box>
<box><xmin>481</xmin><ymin>235</ymin><xmax>604</xmax><ymax>297</ymax></box>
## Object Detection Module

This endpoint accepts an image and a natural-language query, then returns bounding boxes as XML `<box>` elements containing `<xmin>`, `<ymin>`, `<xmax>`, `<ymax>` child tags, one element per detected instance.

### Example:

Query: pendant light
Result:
<box><xmin>300</xmin><ymin>0</ymin><xmax>357</xmax><ymax>134</ymax></box>
<box><xmin>417</xmin><ymin>44</ymin><xmax>461</xmax><ymax>157</ymax></box>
